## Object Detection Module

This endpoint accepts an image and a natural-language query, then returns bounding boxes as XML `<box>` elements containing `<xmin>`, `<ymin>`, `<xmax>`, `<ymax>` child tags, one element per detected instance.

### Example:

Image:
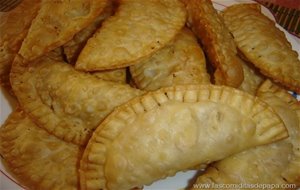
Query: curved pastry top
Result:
<box><xmin>80</xmin><ymin>85</ymin><xmax>287</xmax><ymax>190</ymax></box>
<box><xmin>10</xmin><ymin>56</ymin><xmax>143</xmax><ymax>145</ymax></box>
<box><xmin>18</xmin><ymin>0</ymin><xmax>108</xmax><ymax>61</ymax></box>
<box><xmin>75</xmin><ymin>0</ymin><xmax>186</xmax><ymax>71</ymax></box>
<box><xmin>222</xmin><ymin>3</ymin><xmax>300</xmax><ymax>93</ymax></box>
<box><xmin>0</xmin><ymin>109</ymin><xmax>81</xmax><ymax>190</ymax></box>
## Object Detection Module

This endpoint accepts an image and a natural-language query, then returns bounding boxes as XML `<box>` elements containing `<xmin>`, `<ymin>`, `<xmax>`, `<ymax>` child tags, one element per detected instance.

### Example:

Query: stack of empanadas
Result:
<box><xmin>0</xmin><ymin>0</ymin><xmax>299</xmax><ymax>190</ymax></box>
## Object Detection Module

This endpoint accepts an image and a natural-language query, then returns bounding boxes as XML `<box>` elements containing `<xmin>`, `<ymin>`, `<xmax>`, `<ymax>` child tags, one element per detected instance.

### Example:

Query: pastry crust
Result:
<box><xmin>193</xmin><ymin>80</ymin><xmax>300</xmax><ymax>189</ymax></box>
<box><xmin>222</xmin><ymin>3</ymin><xmax>300</xmax><ymax>93</ymax></box>
<box><xmin>91</xmin><ymin>68</ymin><xmax>127</xmax><ymax>84</ymax></box>
<box><xmin>18</xmin><ymin>0</ymin><xmax>108</xmax><ymax>61</ymax></box>
<box><xmin>80</xmin><ymin>85</ymin><xmax>287</xmax><ymax>190</ymax></box>
<box><xmin>10</xmin><ymin>56</ymin><xmax>143</xmax><ymax>145</ymax></box>
<box><xmin>63</xmin><ymin>2</ymin><xmax>113</xmax><ymax>64</ymax></box>
<box><xmin>0</xmin><ymin>109</ymin><xmax>82</xmax><ymax>190</ymax></box>
<box><xmin>130</xmin><ymin>28</ymin><xmax>210</xmax><ymax>90</ymax></box>
<box><xmin>75</xmin><ymin>0</ymin><xmax>186</xmax><ymax>71</ymax></box>
<box><xmin>238</xmin><ymin>58</ymin><xmax>264</xmax><ymax>95</ymax></box>
<box><xmin>0</xmin><ymin>0</ymin><xmax>41</xmax><ymax>90</ymax></box>
<box><xmin>183</xmin><ymin>0</ymin><xmax>244</xmax><ymax>87</ymax></box>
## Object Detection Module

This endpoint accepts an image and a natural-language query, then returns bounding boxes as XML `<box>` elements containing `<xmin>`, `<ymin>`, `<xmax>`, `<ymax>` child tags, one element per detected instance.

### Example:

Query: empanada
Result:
<box><xmin>10</xmin><ymin>56</ymin><xmax>143</xmax><ymax>145</ymax></box>
<box><xmin>0</xmin><ymin>109</ymin><xmax>82</xmax><ymax>190</ymax></box>
<box><xmin>222</xmin><ymin>4</ymin><xmax>300</xmax><ymax>93</ymax></box>
<box><xmin>80</xmin><ymin>85</ymin><xmax>287</xmax><ymax>190</ymax></box>
<box><xmin>0</xmin><ymin>0</ymin><xmax>41</xmax><ymax>90</ymax></box>
<box><xmin>75</xmin><ymin>0</ymin><xmax>186</xmax><ymax>71</ymax></box>
<box><xmin>18</xmin><ymin>0</ymin><xmax>109</xmax><ymax>61</ymax></box>
<box><xmin>192</xmin><ymin>80</ymin><xmax>300</xmax><ymax>189</ymax></box>
<box><xmin>129</xmin><ymin>28</ymin><xmax>210</xmax><ymax>91</ymax></box>
<box><xmin>183</xmin><ymin>0</ymin><xmax>244</xmax><ymax>87</ymax></box>
<box><xmin>63</xmin><ymin>1</ymin><xmax>113</xmax><ymax>64</ymax></box>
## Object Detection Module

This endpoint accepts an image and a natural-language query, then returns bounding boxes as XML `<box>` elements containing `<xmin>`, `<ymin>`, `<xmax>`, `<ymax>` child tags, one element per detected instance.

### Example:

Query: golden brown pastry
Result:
<box><xmin>0</xmin><ymin>0</ymin><xmax>41</xmax><ymax>90</ymax></box>
<box><xmin>10</xmin><ymin>56</ymin><xmax>143</xmax><ymax>145</ymax></box>
<box><xmin>75</xmin><ymin>0</ymin><xmax>186</xmax><ymax>71</ymax></box>
<box><xmin>18</xmin><ymin>0</ymin><xmax>109</xmax><ymax>61</ymax></box>
<box><xmin>130</xmin><ymin>28</ymin><xmax>210</xmax><ymax>90</ymax></box>
<box><xmin>63</xmin><ymin>1</ymin><xmax>114</xmax><ymax>64</ymax></box>
<box><xmin>0</xmin><ymin>109</ymin><xmax>82</xmax><ymax>190</ymax></box>
<box><xmin>80</xmin><ymin>85</ymin><xmax>287</xmax><ymax>190</ymax></box>
<box><xmin>183</xmin><ymin>0</ymin><xmax>244</xmax><ymax>87</ymax></box>
<box><xmin>222</xmin><ymin>3</ymin><xmax>300</xmax><ymax>93</ymax></box>
<box><xmin>192</xmin><ymin>80</ymin><xmax>300</xmax><ymax>189</ymax></box>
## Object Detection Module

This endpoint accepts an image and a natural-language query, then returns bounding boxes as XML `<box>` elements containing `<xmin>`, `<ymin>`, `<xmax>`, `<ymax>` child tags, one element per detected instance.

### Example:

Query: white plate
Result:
<box><xmin>1</xmin><ymin>0</ymin><xmax>299</xmax><ymax>190</ymax></box>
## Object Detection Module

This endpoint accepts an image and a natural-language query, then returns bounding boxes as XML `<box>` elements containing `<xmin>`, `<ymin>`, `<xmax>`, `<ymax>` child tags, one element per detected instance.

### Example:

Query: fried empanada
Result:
<box><xmin>10</xmin><ymin>56</ymin><xmax>143</xmax><ymax>145</ymax></box>
<box><xmin>129</xmin><ymin>28</ymin><xmax>210</xmax><ymax>91</ymax></box>
<box><xmin>183</xmin><ymin>0</ymin><xmax>244</xmax><ymax>87</ymax></box>
<box><xmin>192</xmin><ymin>80</ymin><xmax>300</xmax><ymax>189</ymax></box>
<box><xmin>80</xmin><ymin>85</ymin><xmax>287</xmax><ymax>190</ymax></box>
<box><xmin>238</xmin><ymin>58</ymin><xmax>264</xmax><ymax>95</ymax></box>
<box><xmin>18</xmin><ymin>0</ymin><xmax>109</xmax><ymax>61</ymax></box>
<box><xmin>222</xmin><ymin>4</ymin><xmax>300</xmax><ymax>93</ymax></box>
<box><xmin>63</xmin><ymin>2</ymin><xmax>113</xmax><ymax>64</ymax></box>
<box><xmin>0</xmin><ymin>0</ymin><xmax>41</xmax><ymax>90</ymax></box>
<box><xmin>75</xmin><ymin>0</ymin><xmax>186</xmax><ymax>71</ymax></box>
<box><xmin>0</xmin><ymin>109</ymin><xmax>82</xmax><ymax>190</ymax></box>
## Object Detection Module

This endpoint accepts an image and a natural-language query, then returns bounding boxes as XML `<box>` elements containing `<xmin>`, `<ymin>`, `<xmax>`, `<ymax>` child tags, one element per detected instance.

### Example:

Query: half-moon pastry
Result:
<box><xmin>10</xmin><ymin>56</ymin><xmax>143</xmax><ymax>145</ymax></box>
<box><xmin>75</xmin><ymin>0</ymin><xmax>186</xmax><ymax>71</ymax></box>
<box><xmin>0</xmin><ymin>109</ymin><xmax>82</xmax><ymax>190</ymax></box>
<box><xmin>18</xmin><ymin>0</ymin><xmax>108</xmax><ymax>61</ymax></box>
<box><xmin>222</xmin><ymin>3</ymin><xmax>300</xmax><ymax>93</ymax></box>
<box><xmin>80</xmin><ymin>85</ymin><xmax>287</xmax><ymax>190</ymax></box>
<box><xmin>130</xmin><ymin>28</ymin><xmax>210</xmax><ymax>91</ymax></box>
<box><xmin>183</xmin><ymin>0</ymin><xmax>244</xmax><ymax>87</ymax></box>
<box><xmin>192</xmin><ymin>80</ymin><xmax>300</xmax><ymax>189</ymax></box>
